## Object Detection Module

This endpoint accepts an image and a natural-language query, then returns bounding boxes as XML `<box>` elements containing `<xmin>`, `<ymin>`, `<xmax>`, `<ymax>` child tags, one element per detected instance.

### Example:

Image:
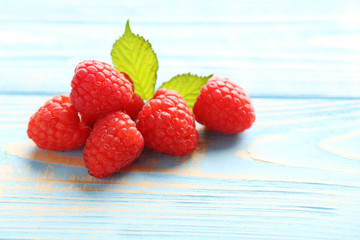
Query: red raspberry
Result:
<box><xmin>193</xmin><ymin>76</ymin><xmax>255</xmax><ymax>134</ymax></box>
<box><xmin>120</xmin><ymin>72</ymin><xmax>135</xmax><ymax>92</ymax></box>
<box><xmin>79</xmin><ymin>112</ymin><xmax>99</xmax><ymax>128</ymax></box>
<box><xmin>83</xmin><ymin>111</ymin><xmax>144</xmax><ymax>178</ymax></box>
<box><xmin>70</xmin><ymin>60</ymin><xmax>133</xmax><ymax>116</ymax></box>
<box><xmin>117</xmin><ymin>72</ymin><xmax>143</xmax><ymax>120</ymax></box>
<box><xmin>79</xmin><ymin>93</ymin><xmax>144</xmax><ymax>127</ymax></box>
<box><xmin>122</xmin><ymin>93</ymin><xmax>144</xmax><ymax>121</ymax></box>
<box><xmin>27</xmin><ymin>94</ymin><xmax>91</xmax><ymax>150</ymax></box>
<box><xmin>137</xmin><ymin>89</ymin><xmax>199</xmax><ymax>156</ymax></box>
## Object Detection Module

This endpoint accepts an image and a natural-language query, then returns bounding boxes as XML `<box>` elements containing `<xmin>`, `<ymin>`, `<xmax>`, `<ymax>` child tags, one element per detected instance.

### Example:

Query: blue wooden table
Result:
<box><xmin>1</xmin><ymin>0</ymin><xmax>360</xmax><ymax>239</ymax></box>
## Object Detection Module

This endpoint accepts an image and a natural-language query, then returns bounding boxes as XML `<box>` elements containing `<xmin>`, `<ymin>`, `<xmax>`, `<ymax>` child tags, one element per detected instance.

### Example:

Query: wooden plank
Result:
<box><xmin>0</xmin><ymin>0</ymin><xmax>359</xmax><ymax>97</ymax></box>
<box><xmin>1</xmin><ymin>95</ymin><xmax>360</xmax><ymax>239</ymax></box>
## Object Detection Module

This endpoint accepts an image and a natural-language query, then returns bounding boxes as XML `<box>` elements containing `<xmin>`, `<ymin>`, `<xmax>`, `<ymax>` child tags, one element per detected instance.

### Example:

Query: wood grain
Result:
<box><xmin>1</xmin><ymin>95</ymin><xmax>360</xmax><ymax>239</ymax></box>
<box><xmin>0</xmin><ymin>0</ymin><xmax>359</xmax><ymax>97</ymax></box>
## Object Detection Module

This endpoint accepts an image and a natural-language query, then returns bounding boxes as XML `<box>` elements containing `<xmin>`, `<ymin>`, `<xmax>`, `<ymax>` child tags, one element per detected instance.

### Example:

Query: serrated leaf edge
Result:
<box><xmin>158</xmin><ymin>73</ymin><xmax>213</xmax><ymax>111</ymax></box>
<box><xmin>111</xmin><ymin>20</ymin><xmax>158</xmax><ymax>100</ymax></box>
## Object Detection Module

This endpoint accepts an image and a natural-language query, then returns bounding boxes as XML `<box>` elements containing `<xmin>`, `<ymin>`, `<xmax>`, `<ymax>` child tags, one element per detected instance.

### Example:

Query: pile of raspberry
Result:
<box><xmin>27</xmin><ymin>60</ymin><xmax>255</xmax><ymax>178</ymax></box>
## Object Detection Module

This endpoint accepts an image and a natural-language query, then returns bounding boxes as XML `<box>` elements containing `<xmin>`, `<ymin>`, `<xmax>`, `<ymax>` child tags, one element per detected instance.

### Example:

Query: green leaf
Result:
<box><xmin>158</xmin><ymin>73</ymin><xmax>213</xmax><ymax>111</ymax></box>
<box><xmin>111</xmin><ymin>20</ymin><xmax>158</xmax><ymax>100</ymax></box>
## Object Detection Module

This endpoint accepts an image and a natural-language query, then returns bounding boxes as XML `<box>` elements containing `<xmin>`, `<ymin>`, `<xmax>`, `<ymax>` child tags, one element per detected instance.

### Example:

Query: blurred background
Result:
<box><xmin>1</xmin><ymin>0</ymin><xmax>359</xmax><ymax>98</ymax></box>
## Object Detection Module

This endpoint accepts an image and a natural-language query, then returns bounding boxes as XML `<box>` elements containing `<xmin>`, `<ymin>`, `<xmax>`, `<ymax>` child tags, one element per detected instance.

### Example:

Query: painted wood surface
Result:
<box><xmin>1</xmin><ymin>0</ymin><xmax>360</xmax><ymax>239</ymax></box>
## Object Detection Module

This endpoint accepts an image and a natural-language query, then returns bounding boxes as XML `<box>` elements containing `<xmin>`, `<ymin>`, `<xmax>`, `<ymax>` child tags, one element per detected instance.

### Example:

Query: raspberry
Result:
<box><xmin>79</xmin><ymin>112</ymin><xmax>99</xmax><ymax>128</ymax></box>
<box><xmin>137</xmin><ymin>89</ymin><xmax>199</xmax><ymax>156</ymax></box>
<box><xmin>122</xmin><ymin>93</ymin><xmax>144</xmax><ymax>121</ymax></box>
<box><xmin>79</xmin><ymin>92</ymin><xmax>144</xmax><ymax>128</ymax></box>
<box><xmin>193</xmin><ymin>76</ymin><xmax>255</xmax><ymax>134</ymax></box>
<box><xmin>120</xmin><ymin>72</ymin><xmax>135</xmax><ymax>92</ymax></box>
<box><xmin>83</xmin><ymin>111</ymin><xmax>144</xmax><ymax>178</ymax></box>
<box><xmin>27</xmin><ymin>94</ymin><xmax>91</xmax><ymax>150</ymax></box>
<box><xmin>70</xmin><ymin>60</ymin><xmax>133</xmax><ymax>116</ymax></box>
<box><xmin>117</xmin><ymin>72</ymin><xmax>143</xmax><ymax>120</ymax></box>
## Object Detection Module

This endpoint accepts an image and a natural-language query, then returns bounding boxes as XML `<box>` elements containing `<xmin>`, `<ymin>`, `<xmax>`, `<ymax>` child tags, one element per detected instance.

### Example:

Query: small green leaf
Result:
<box><xmin>158</xmin><ymin>73</ymin><xmax>213</xmax><ymax>111</ymax></box>
<box><xmin>111</xmin><ymin>20</ymin><xmax>158</xmax><ymax>100</ymax></box>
